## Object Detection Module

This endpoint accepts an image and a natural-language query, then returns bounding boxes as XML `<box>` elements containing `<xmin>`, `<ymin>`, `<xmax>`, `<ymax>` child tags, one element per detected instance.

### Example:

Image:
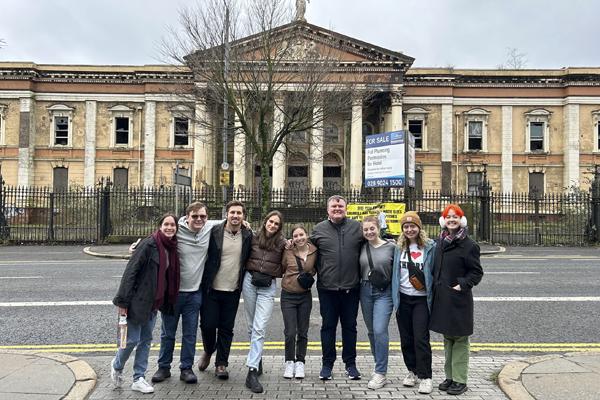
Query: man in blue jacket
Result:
<box><xmin>310</xmin><ymin>195</ymin><xmax>364</xmax><ymax>380</ymax></box>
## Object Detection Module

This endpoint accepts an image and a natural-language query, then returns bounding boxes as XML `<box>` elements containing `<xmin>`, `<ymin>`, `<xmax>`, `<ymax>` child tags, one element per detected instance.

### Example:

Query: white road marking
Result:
<box><xmin>484</xmin><ymin>271</ymin><xmax>541</xmax><ymax>275</ymax></box>
<box><xmin>475</xmin><ymin>297</ymin><xmax>600</xmax><ymax>302</ymax></box>
<box><xmin>2</xmin><ymin>296</ymin><xmax>600</xmax><ymax>307</ymax></box>
<box><xmin>0</xmin><ymin>260</ymin><xmax>121</xmax><ymax>266</ymax></box>
<box><xmin>0</xmin><ymin>276</ymin><xmax>43</xmax><ymax>279</ymax></box>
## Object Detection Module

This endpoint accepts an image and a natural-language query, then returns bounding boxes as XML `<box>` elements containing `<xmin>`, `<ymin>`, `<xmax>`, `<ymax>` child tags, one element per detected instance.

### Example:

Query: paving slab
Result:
<box><xmin>84</xmin><ymin>354</ymin><xmax>517</xmax><ymax>400</ymax></box>
<box><xmin>522</xmin><ymin>372</ymin><xmax>600</xmax><ymax>400</ymax></box>
<box><xmin>522</xmin><ymin>357</ymin><xmax>590</xmax><ymax>374</ymax></box>
<box><xmin>0</xmin><ymin>360</ymin><xmax>74</xmax><ymax>395</ymax></box>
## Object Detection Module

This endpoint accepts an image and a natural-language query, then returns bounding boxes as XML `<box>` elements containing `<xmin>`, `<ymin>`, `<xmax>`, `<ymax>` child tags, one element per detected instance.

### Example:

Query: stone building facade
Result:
<box><xmin>1</xmin><ymin>23</ymin><xmax>600</xmax><ymax>194</ymax></box>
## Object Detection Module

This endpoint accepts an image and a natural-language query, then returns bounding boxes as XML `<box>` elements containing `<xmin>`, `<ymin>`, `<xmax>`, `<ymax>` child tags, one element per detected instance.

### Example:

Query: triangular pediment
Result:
<box><xmin>194</xmin><ymin>21</ymin><xmax>414</xmax><ymax>72</ymax></box>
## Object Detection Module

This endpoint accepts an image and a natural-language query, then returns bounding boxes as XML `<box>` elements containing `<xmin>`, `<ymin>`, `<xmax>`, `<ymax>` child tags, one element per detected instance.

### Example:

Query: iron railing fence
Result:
<box><xmin>0</xmin><ymin>180</ymin><xmax>596</xmax><ymax>246</ymax></box>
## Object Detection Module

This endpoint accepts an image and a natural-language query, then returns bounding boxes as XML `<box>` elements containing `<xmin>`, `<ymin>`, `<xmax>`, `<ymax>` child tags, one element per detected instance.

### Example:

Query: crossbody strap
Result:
<box><xmin>365</xmin><ymin>243</ymin><xmax>375</xmax><ymax>271</ymax></box>
<box><xmin>295</xmin><ymin>255</ymin><xmax>304</xmax><ymax>273</ymax></box>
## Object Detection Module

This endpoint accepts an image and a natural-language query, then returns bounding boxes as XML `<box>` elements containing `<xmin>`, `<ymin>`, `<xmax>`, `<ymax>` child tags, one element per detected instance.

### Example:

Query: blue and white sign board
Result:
<box><xmin>364</xmin><ymin>130</ymin><xmax>406</xmax><ymax>188</ymax></box>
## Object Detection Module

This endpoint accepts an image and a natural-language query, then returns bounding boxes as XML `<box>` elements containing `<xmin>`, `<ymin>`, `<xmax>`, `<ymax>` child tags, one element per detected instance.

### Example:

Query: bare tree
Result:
<box><xmin>161</xmin><ymin>0</ymin><xmax>363</xmax><ymax>215</ymax></box>
<box><xmin>497</xmin><ymin>47</ymin><xmax>528</xmax><ymax>69</ymax></box>
<box><xmin>0</xmin><ymin>39</ymin><xmax>6</xmax><ymax>49</ymax></box>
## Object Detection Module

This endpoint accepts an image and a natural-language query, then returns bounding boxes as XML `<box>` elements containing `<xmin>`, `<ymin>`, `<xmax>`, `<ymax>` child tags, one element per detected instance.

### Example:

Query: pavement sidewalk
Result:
<box><xmin>0</xmin><ymin>350</ymin><xmax>96</xmax><ymax>400</ymax></box>
<box><xmin>499</xmin><ymin>353</ymin><xmax>600</xmax><ymax>400</ymax></box>
<box><xmin>3</xmin><ymin>350</ymin><xmax>599</xmax><ymax>399</ymax></box>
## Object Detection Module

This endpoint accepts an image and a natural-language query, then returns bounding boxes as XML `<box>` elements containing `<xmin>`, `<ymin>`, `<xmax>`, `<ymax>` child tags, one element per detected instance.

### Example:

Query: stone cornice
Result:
<box><xmin>0</xmin><ymin>64</ymin><xmax>193</xmax><ymax>84</ymax></box>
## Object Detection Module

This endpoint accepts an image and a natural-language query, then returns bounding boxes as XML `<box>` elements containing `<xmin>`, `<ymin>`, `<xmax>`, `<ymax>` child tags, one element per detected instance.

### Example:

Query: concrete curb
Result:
<box><xmin>83</xmin><ymin>246</ymin><xmax>130</xmax><ymax>260</ymax></box>
<box><xmin>481</xmin><ymin>245</ymin><xmax>505</xmax><ymax>255</ymax></box>
<box><xmin>498</xmin><ymin>354</ymin><xmax>560</xmax><ymax>400</ymax></box>
<box><xmin>0</xmin><ymin>350</ymin><xmax>97</xmax><ymax>400</ymax></box>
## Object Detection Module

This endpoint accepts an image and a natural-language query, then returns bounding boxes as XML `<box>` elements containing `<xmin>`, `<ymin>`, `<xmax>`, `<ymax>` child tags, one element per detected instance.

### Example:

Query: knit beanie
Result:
<box><xmin>400</xmin><ymin>211</ymin><xmax>422</xmax><ymax>229</ymax></box>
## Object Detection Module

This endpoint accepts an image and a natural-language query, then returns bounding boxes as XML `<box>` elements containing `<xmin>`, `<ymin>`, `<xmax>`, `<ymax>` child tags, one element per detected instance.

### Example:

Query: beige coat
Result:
<box><xmin>281</xmin><ymin>241</ymin><xmax>317</xmax><ymax>293</ymax></box>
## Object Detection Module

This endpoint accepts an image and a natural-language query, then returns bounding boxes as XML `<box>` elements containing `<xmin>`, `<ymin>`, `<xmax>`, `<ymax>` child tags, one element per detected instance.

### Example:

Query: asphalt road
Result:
<box><xmin>0</xmin><ymin>245</ymin><xmax>599</xmax><ymax>354</ymax></box>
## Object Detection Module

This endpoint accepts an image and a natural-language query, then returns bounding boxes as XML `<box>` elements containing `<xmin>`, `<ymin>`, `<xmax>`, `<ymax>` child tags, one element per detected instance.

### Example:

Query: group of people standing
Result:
<box><xmin>110</xmin><ymin>196</ymin><xmax>483</xmax><ymax>396</ymax></box>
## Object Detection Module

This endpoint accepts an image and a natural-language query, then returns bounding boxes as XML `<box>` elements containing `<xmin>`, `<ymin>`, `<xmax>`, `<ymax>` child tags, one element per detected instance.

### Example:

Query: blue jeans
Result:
<box><xmin>158</xmin><ymin>290</ymin><xmax>202</xmax><ymax>370</ymax></box>
<box><xmin>318</xmin><ymin>286</ymin><xmax>360</xmax><ymax>368</ymax></box>
<box><xmin>242</xmin><ymin>271</ymin><xmax>277</xmax><ymax>369</ymax></box>
<box><xmin>360</xmin><ymin>281</ymin><xmax>393</xmax><ymax>374</ymax></box>
<box><xmin>113</xmin><ymin>312</ymin><xmax>157</xmax><ymax>380</ymax></box>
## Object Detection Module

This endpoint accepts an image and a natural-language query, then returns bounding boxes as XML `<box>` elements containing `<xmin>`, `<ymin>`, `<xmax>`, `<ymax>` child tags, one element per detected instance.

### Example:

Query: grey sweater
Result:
<box><xmin>176</xmin><ymin>216</ymin><xmax>220</xmax><ymax>292</ymax></box>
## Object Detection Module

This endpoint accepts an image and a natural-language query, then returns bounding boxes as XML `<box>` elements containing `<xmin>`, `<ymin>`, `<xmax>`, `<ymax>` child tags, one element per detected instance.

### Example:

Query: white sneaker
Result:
<box><xmin>131</xmin><ymin>377</ymin><xmax>154</xmax><ymax>394</ymax></box>
<box><xmin>367</xmin><ymin>373</ymin><xmax>386</xmax><ymax>390</ymax></box>
<box><xmin>283</xmin><ymin>361</ymin><xmax>295</xmax><ymax>379</ymax></box>
<box><xmin>418</xmin><ymin>378</ymin><xmax>433</xmax><ymax>394</ymax></box>
<box><xmin>110</xmin><ymin>358</ymin><xmax>123</xmax><ymax>388</ymax></box>
<box><xmin>402</xmin><ymin>371</ymin><xmax>418</xmax><ymax>387</ymax></box>
<box><xmin>294</xmin><ymin>361</ymin><xmax>305</xmax><ymax>379</ymax></box>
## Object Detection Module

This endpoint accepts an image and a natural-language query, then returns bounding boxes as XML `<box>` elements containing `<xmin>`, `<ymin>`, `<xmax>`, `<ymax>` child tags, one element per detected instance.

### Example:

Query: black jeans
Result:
<box><xmin>200</xmin><ymin>289</ymin><xmax>240</xmax><ymax>367</ymax></box>
<box><xmin>280</xmin><ymin>290</ymin><xmax>312</xmax><ymax>362</ymax></box>
<box><xmin>317</xmin><ymin>287</ymin><xmax>360</xmax><ymax>367</ymax></box>
<box><xmin>396</xmin><ymin>293</ymin><xmax>432</xmax><ymax>379</ymax></box>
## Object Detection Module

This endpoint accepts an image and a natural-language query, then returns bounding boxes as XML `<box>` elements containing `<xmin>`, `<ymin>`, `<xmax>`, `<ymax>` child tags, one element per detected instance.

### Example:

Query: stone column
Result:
<box><xmin>143</xmin><ymin>101</ymin><xmax>156</xmax><ymax>187</ymax></box>
<box><xmin>233</xmin><ymin>112</ymin><xmax>246</xmax><ymax>188</ymax></box>
<box><xmin>272</xmin><ymin>96</ymin><xmax>286</xmax><ymax>190</ymax></box>
<box><xmin>17</xmin><ymin>97</ymin><xmax>34</xmax><ymax>187</ymax></box>
<box><xmin>390</xmin><ymin>92</ymin><xmax>403</xmax><ymax>131</ymax></box>
<box><xmin>501</xmin><ymin>106</ymin><xmax>513</xmax><ymax>193</ymax></box>
<box><xmin>564</xmin><ymin>103</ymin><xmax>580</xmax><ymax>189</ymax></box>
<box><xmin>193</xmin><ymin>101</ymin><xmax>212</xmax><ymax>188</ymax></box>
<box><xmin>310</xmin><ymin>105</ymin><xmax>324</xmax><ymax>190</ymax></box>
<box><xmin>350</xmin><ymin>95</ymin><xmax>363</xmax><ymax>189</ymax></box>
<box><xmin>441</xmin><ymin>104</ymin><xmax>453</xmax><ymax>193</ymax></box>
<box><xmin>84</xmin><ymin>101</ymin><xmax>96</xmax><ymax>187</ymax></box>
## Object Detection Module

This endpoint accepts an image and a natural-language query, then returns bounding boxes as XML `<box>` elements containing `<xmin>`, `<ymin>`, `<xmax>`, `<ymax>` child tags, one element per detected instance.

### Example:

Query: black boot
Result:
<box><xmin>245</xmin><ymin>368</ymin><xmax>263</xmax><ymax>393</ymax></box>
<box><xmin>258</xmin><ymin>359</ymin><xmax>263</xmax><ymax>376</ymax></box>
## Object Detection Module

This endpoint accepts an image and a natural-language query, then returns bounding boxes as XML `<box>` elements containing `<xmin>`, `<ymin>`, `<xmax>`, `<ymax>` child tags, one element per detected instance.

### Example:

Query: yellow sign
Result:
<box><xmin>347</xmin><ymin>202</ymin><xmax>406</xmax><ymax>236</ymax></box>
<box><xmin>219</xmin><ymin>171</ymin><xmax>230</xmax><ymax>186</ymax></box>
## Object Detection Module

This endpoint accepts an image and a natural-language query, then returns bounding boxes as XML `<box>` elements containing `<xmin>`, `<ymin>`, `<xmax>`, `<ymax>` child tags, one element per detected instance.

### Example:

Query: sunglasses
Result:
<box><xmin>190</xmin><ymin>214</ymin><xmax>208</xmax><ymax>220</ymax></box>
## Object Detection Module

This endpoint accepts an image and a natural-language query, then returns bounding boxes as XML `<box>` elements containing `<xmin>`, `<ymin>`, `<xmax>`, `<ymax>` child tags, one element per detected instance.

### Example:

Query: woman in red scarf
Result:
<box><xmin>111</xmin><ymin>213</ymin><xmax>180</xmax><ymax>394</ymax></box>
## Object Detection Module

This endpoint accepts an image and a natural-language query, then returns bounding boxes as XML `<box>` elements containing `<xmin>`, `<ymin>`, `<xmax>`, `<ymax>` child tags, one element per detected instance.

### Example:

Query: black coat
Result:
<box><xmin>201</xmin><ymin>222</ymin><xmax>253</xmax><ymax>293</ymax></box>
<box><xmin>429</xmin><ymin>235</ymin><xmax>483</xmax><ymax>337</ymax></box>
<box><xmin>113</xmin><ymin>236</ymin><xmax>160</xmax><ymax>325</ymax></box>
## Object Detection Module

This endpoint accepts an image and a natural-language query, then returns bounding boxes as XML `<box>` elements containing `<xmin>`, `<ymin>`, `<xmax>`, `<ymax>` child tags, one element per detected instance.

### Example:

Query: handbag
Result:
<box><xmin>251</xmin><ymin>271</ymin><xmax>273</xmax><ymax>287</ymax></box>
<box><xmin>295</xmin><ymin>255</ymin><xmax>315</xmax><ymax>290</ymax></box>
<box><xmin>406</xmin><ymin>250</ymin><xmax>426</xmax><ymax>291</ymax></box>
<box><xmin>366</xmin><ymin>244</ymin><xmax>391</xmax><ymax>290</ymax></box>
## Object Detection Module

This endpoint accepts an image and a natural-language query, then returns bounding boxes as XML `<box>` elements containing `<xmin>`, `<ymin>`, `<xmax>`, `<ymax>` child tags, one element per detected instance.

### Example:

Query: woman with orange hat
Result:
<box><xmin>430</xmin><ymin>204</ymin><xmax>483</xmax><ymax>396</ymax></box>
<box><xmin>392</xmin><ymin>211</ymin><xmax>436</xmax><ymax>394</ymax></box>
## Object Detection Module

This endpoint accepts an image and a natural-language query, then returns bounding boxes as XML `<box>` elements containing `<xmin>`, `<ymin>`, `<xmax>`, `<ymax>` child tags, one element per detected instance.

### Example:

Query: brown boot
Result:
<box><xmin>197</xmin><ymin>351</ymin><xmax>211</xmax><ymax>372</ymax></box>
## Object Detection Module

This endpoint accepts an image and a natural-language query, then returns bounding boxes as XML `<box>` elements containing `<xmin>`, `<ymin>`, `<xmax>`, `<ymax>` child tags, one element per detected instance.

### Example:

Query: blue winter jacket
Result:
<box><xmin>391</xmin><ymin>238</ymin><xmax>436</xmax><ymax>311</ymax></box>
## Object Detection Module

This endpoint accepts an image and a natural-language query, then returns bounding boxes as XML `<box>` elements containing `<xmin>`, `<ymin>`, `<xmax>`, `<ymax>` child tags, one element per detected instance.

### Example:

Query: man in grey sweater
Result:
<box><xmin>310</xmin><ymin>195</ymin><xmax>364</xmax><ymax>381</ymax></box>
<box><xmin>151</xmin><ymin>202</ymin><xmax>220</xmax><ymax>384</ymax></box>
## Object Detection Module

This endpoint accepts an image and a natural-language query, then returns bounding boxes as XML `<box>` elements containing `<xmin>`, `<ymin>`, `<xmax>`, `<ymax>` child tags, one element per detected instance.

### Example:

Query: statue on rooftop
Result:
<box><xmin>295</xmin><ymin>0</ymin><xmax>310</xmax><ymax>22</ymax></box>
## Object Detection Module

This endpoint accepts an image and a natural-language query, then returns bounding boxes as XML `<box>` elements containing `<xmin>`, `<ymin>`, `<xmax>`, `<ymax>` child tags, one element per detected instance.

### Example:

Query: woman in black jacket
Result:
<box><xmin>429</xmin><ymin>204</ymin><xmax>483</xmax><ymax>396</ymax></box>
<box><xmin>111</xmin><ymin>214</ymin><xmax>180</xmax><ymax>394</ymax></box>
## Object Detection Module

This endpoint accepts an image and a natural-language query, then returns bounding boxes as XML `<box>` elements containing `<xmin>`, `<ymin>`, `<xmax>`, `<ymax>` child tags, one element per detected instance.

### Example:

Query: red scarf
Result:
<box><xmin>151</xmin><ymin>230</ymin><xmax>180</xmax><ymax>311</ymax></box>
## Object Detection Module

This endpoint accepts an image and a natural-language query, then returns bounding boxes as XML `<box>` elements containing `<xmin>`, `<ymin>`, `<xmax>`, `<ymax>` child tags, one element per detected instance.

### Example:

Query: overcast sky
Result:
<box><xmin>1</xmin><ymin>0</ymin><xmax>599</xmax><ymax>69</ymax></box>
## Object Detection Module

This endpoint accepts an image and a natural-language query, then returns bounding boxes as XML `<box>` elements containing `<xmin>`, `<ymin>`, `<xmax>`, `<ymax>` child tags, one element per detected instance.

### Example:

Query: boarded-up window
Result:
<box><xmin>529</xmin><ymin>172</ymin><xmax>544</xmax><ymax>195</ymax></box>
<box><xmin>53</xmin><ymin>167</ymin><xmax>68</xmax><ymax>192</ymax></box>
<box><xmin>467</xmin><ymin>172</ymin><xmax>483</xmax><ymax>195</ymax></box>
<box><xmin>113</xmin><ymin>168</ymin><xmax>128</xmax><ymax>188</ymax></box>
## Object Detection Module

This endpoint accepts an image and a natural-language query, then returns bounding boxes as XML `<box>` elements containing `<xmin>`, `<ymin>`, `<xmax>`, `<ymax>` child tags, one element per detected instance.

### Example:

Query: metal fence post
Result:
<box><xmin>478</xmin><ymin>178</ymin><xmax>491</xmax><ymax>242</ymax></box>
<box><xmin>47</xmin><ymin>192</ymin><xmax>55</xmax><ymax>241</ymax></box>
<box><xmin>99</xmin><ymin>179</ymin><xmax>112</xmax><ymax>243</ymax></box>
<box><xmin>532</xmin><ymin>188</ymin><xmax>542</xmax><ymax>245</ymax></box>
<box><xmin>591</xmin><ymin>167</ymin><xmax>600</xmax><ymax>243</ymax></box>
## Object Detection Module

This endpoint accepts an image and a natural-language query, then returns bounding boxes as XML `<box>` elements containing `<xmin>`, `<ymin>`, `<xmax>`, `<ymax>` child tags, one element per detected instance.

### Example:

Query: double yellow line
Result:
<box><xmin>2</xmin><ymin>342</ymin><xmax>600</xmax><ymax>354</ymax></box>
